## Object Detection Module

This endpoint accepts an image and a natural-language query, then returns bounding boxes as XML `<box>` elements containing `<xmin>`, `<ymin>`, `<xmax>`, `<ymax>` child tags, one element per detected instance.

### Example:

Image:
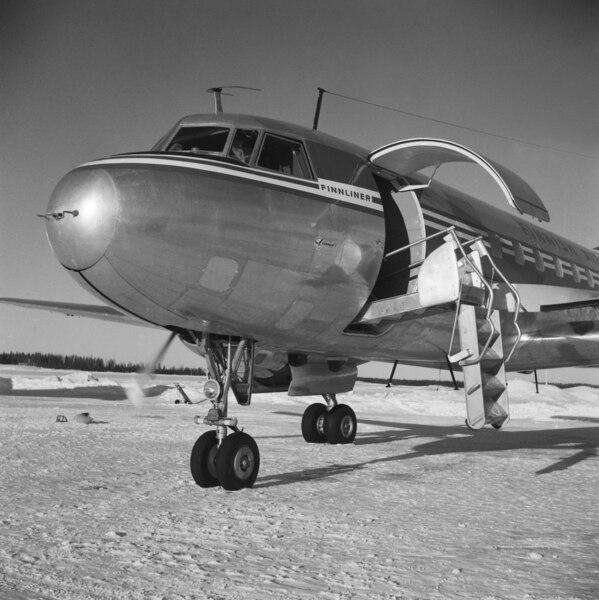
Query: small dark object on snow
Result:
<box><xmin>56</xmin><ymin>414</ymin><xmax>68</xmax><ymax>423</ymax></box>
<box><xmin>174</xmin><ymin>383</ymin><xmax>192</xmax><ymax>404</ymax></box>
<box><xmin>74</xmin><ymin>412</ymin><xmax>93</xmax><ymax>424</ymax></box>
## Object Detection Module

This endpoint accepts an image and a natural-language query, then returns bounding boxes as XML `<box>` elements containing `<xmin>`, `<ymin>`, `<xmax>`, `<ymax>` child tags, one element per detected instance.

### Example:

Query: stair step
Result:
<box><xmin>477</xmin><ymin>326</ymin><xmax>500</xmax><ymax>348</ymax></box>
<box><xmin>480</xmin><ymin>347</ymin><xmax>502</xmax><ymax>361</ymax></box>
<box><xmin>477</xmin><ymin>319</ymin><xmax>500</xmax><ymax>337</ymax></box>
<box><xmin>481</xmin><ymin>374</ymin><xmax>506</xmax><ymax>401</ymax></box>
<box><xmin>456</xmin><ymin>273</ymin><xmax>514</xmax><ymax>430</ymax></box>
<box><xmin>483</xmin><ymin>398</ymin><xmax>509</xmax><ymax>427</ymax></box>
<box><xmin>480</xmin><ymin>357</ymin><xmax>505</xmax><ymax>376</ymax></box>
<box><xmin>460</xmin><ymin>285</ymin><xmax>487</xmax><ymax>306</ymax></box>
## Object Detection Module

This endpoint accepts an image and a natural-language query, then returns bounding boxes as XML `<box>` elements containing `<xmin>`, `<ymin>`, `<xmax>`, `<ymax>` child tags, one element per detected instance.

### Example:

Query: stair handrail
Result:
<box><xmin>479</xmin><ymin>250</ymin><xmax>522</xmax><ymax>363</ymax></box>
<box><xmin>458</xmin><ymin>237</ymin><xmax>523</xmax><ymax>364</ymax></box>
<box><xmin>384</xmin><ymin>227</ymin><xmax>522</xmax><ymax>365</ymax></box>
<box><xmin>384</xmin><ymin>226</ymin><xmax>456</xmax><ymax>260</ymax></box>
<box><xmin>445</xmin><ymin>233</ymin><xmax>498</xmax><ymax>367</ymax></box>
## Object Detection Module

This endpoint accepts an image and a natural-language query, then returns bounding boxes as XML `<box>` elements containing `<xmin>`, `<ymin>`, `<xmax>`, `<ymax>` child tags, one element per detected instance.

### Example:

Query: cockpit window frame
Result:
<box><xmin>166</xmin><ymin>125</ymin><xmax>233</xmax><ymax>155</ymax></box>
<box><xmin>227</xmin><ymin>128</ymin><xmax>261</xmax><ymax>165</ymax></box>
<box><xmin>256</xmin><ymin>133</ymin><xmax>314</xmax><ymax>180</ymax></box>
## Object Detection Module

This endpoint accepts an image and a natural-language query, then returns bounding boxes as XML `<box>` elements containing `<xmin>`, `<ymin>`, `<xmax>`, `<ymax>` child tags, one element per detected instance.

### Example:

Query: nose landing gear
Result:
<box><xmin>301</xmin><ymin>394</ymin><xmax>357</xmax><ymax>445</ymax></box>
<box><xmin>190</xmin><ymin>336</ymin><xmax>260</xmax><ymax>491</ymax></box>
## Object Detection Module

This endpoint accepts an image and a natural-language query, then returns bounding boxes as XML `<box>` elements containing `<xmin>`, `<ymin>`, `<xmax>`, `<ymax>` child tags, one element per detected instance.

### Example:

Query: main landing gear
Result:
<box><xmin>189</xmin><ymin>336</ymin><xmax>357</xmax><ymax>491</ymax></box>
<box><xmin>301</xmin><ymin>393</ymin><xmax>357</xmax><ymax>445</ymax></box>
<box><xmin>190</xmin><ymin>337</ymin><xmax>260</xmax><ymax>491</ymax></box>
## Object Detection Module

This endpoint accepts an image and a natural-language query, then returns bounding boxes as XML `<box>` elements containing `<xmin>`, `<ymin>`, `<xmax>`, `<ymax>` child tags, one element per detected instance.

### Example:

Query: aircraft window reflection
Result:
<box><xmin>257</xmin><ymin>134</ymin><xmax>312</xmax><ymax>179</ymax></box>
<box><xmin>168</xmin><ymin>126</ymin><xmax>230</xmax><ymax>154</ymax></box>
<box><xmin>228</xmin><ymin>129</ymin><xmax>258</xmax><ymax>164</ymax></box>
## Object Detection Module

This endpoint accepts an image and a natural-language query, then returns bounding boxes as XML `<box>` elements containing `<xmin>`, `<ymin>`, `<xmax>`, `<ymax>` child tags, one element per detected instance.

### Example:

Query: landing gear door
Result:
<box><xmin>204</xmin><ymin>336</ymin><xmax>255</xmax><ymax>406</ymax></box>
<box><xmin>368</xmin><ymin>138</ymin><xmax>550</xmax><ymax>222</ymax></box>
<box><xmin>230</xmin><ymin>339</ymin><xmax>254</xmax><ymax>406</ymax></box>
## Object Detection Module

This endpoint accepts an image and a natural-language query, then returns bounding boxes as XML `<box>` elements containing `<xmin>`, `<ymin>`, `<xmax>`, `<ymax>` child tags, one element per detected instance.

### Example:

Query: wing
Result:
<box><xmin>0</xmin><ymin>297</ymin><xmax>156</xmax><ymax>328</ymax></box>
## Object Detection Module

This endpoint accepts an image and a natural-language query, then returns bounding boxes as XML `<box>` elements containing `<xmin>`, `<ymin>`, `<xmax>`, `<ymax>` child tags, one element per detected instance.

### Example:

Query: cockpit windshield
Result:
<box><xmin>168</xmin><ymin>126</ymin><xmax>230</xmax><ymax>154</ymax></box>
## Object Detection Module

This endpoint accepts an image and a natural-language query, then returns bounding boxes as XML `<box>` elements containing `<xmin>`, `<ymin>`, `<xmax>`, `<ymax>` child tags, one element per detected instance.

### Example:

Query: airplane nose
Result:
<box><xmin>45</xmin><ymin>168</ymin><xmax>119</xmax><ymax>271</ymax></box>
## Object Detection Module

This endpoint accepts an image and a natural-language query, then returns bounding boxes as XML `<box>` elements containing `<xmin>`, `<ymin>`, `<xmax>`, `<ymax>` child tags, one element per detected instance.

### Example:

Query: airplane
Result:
<box><xmin>4</xmin><ymin>87</ymin><xmax>599</xmax><ymax>491</ymax></box>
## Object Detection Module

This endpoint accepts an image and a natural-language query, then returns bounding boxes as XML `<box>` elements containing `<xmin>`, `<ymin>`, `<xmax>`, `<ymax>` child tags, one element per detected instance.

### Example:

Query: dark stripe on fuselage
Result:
<box><xmin>119</xmin><ymin>152</ymin><xmax>324</xmax><ymax>190</ymax></box>
<box><xmin>79</xmin><ymin>154</ymin><xmax>384</xmax><ymax>217</ymax></box>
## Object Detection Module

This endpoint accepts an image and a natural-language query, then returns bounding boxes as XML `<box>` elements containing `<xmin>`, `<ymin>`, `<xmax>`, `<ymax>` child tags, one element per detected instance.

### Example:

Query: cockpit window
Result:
<box><xmin>168</xmin><ymin>126</ymin><xmax>230</xmax><ymax>154</ymax></box>
<box><xmin>257</xmin><ymin>134</ymin><xmax>312</xmax><ymax>179</ymax></box>
<box><xmin>228</xmin><ymin>129</ymin><xmax>259</xmax><ymax>164</ymax></box>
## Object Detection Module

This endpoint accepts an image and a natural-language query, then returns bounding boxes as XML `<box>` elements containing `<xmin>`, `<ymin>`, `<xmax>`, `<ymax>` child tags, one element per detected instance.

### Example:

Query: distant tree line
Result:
<box><xmin>358</xmin><ymin>376</ymin><xmax>462</xmax><ymax>388</ymax></box>
<box><xmin>0</xmin><ymin>351</ymin><xmax>205</xmax><ymax>375</ymax></box>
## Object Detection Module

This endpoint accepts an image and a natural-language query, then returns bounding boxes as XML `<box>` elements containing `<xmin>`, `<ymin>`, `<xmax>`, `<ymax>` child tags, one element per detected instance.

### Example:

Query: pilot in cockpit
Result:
<box><xmin>229</xmin><ymin>129</ymin><xmax>258</xmax><ymax>164</ymax></box>
<box><xmin>230</xmin><ymin>138</ymin><xmax>250</xmax><ymax>163</ymax></box>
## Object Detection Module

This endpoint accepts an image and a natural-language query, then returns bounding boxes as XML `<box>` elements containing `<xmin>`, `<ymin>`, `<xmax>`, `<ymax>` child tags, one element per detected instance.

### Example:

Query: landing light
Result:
<box><xmin>203</xmin><ymin>379</ymin><xmax>222</xmax><ymax>401</ymax></box>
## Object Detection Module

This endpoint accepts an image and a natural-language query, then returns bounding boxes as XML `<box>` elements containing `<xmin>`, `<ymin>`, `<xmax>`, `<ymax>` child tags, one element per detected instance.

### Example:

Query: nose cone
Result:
<box><xmin>46</xmin><ymin>169</ymin><xmax>119</xmax><ymax>271</ymax></box>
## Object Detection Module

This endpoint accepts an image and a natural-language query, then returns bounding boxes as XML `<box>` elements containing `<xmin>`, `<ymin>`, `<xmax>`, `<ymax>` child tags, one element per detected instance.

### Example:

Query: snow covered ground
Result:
<box><xmin>1</xmin><ymin>366</ymin><xmax>598</xmax><ymax>599</ymax></box>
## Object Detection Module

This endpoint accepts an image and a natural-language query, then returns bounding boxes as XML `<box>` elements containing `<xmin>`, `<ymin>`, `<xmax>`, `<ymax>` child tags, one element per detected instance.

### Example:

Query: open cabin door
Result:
<box><xmin>364</xmin><ymin>137</ymin><xmax>549</xmax><ymax>304</ymax></box>
<box><xmin>368</xmin><ymin>138</ymin><xmax>550</xmax><ymax>222</ymax></box>
<box><xmin>369</xmin><ymin>177</ymin><xmax>426</xmax><ymax>300</ymax></box>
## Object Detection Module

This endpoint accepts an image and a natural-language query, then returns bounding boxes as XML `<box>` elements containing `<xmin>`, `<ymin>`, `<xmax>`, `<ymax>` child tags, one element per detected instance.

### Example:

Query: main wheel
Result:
<box><xmin>325</xmin><ymin>404</ymin><xmax>357</xmax><ymax>444</ymax></box>
<box><xmin>301</xmin><ymin>403</ymin><xmax>328</xmax><ymax>443</ymax></box>
<box><xmin>216</xmin><ymin>432</ymin><xmax>260</xmax><ymax>491</ymax></box>
<box><xmin>190</xmin><ymin>430</ymin><xmax>219</xmax><ymax>488</ymax></box>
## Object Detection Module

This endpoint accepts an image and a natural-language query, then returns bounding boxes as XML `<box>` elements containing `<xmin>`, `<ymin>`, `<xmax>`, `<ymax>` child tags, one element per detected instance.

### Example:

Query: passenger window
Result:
<box><xmin>488</xmin><ymin>233</ymin><xmax>503</xmax><ymax>259</ymax></box>
<box><xmin>228</xmin><ymin>129</ymin><xmax>259</xmax><ymax>164</ymax></box>
<box><xmin>168</xmin><ymin>126</ymin><xmax>230</xmax><ymax>154</ymax></box>
<box><xmin>534</xmin><ymin>249</ymin><xmax>545</xmax><ymax>272</ymax></box>
<box><xmin>513</xmin><ymin>241</ymin><xmax>525</xmax><ymax>266</ymax></box>
<box><xmin>257</xmin><ymin>134</ymin><xmax>312</xmax><ymax>179</ymax></box>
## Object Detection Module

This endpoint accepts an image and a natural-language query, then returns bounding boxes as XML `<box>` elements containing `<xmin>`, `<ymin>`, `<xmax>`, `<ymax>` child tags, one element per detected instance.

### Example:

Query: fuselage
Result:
<box><xmin>45</xmin><ymin>113</ymin><xmax>599</xmax><ymax>371</ymax></box>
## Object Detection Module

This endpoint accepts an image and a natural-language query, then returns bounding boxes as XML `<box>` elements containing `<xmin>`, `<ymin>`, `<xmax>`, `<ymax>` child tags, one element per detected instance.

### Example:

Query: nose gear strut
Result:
<box><xmin>190</xmin><ymin>335</ymin><xmax>260</xmax><ymax>491</ymax></box>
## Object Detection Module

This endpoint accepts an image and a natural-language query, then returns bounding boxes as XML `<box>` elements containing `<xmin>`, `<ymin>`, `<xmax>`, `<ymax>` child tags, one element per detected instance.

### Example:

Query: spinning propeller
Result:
<box><xmin>125</xmin><ymin>331</ymin><xmax>177</xmax><ymax>406</ymax></box>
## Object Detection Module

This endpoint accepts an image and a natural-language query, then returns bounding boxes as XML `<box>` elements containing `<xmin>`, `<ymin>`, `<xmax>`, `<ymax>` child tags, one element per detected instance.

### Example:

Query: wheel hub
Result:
<box><xmin>316</xmin><ymin>414</ymin><xmax>327</xmax><ymax>436</ymax></box>
<box><xmin>233</xmin><ymin>446</ymin><xmax>255</xmax><ymax>480</ymax></box>
<box><xmin>340</xmin><ymin>415</ymin><xmax>355</xmax><ymax>438</ymax></box>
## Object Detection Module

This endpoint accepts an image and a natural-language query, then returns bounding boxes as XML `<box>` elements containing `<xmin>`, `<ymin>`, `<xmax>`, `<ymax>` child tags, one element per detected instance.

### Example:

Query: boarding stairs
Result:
<box><xmin>359</xmin><ymin>228</ymin><xmax>522</xmax><ymax>430</ymax></box>
<box><xmin>448</xmin><ymin>237</ymin><xmax>521</xmax><ymax>429</ymax></box>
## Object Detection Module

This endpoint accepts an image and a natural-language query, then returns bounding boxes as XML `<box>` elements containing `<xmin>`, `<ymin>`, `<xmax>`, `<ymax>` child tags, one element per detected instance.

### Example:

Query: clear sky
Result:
<box><xmin>1</xmin><ymin>0</ymin><xmax>598</xmax><ymax>380</ymax></box>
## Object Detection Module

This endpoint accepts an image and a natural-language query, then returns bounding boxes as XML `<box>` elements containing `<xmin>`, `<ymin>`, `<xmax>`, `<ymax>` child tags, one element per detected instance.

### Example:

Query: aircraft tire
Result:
<box><xmin>325</xmin><ymin>404</ymin><xmax>357</xmax><ymax>445</ymax></box>
<box><xmin>216</xmin><ymin>432</ymin><xmax>260</xmax><ymax>491</ymax></box>
<box><xmin>190</xmin><ymin>430</ymin><xmax>220</xmax><ymax>488</ymax></box>
<box><xmin>301</xmin><ymin>403</ymin><xmax>328</xmax><ymax>443</ymax></box>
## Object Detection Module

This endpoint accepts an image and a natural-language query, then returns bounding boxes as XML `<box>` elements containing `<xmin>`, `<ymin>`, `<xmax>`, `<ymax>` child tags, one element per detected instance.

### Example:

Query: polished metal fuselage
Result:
<box><xmin>48</xmin><ymin>152</ymin><xmax>384</xmax><ymax>353</ymax></box>
<box><xmin>45</xmin><ymin>114</ymin><xmax>599</xmax><ymax>372</ymax></box>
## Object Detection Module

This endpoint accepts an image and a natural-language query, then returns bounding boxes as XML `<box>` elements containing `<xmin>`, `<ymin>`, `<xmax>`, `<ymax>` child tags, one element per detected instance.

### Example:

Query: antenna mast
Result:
<box><xmin>206</xmin><ymin>86</ymin><xmax>262</xmax><ymax>114</ymax></box>
<box><xmin>312</xmin><ymin>87</ymin><xmax>326</xmax><ymax>130</ymax></box>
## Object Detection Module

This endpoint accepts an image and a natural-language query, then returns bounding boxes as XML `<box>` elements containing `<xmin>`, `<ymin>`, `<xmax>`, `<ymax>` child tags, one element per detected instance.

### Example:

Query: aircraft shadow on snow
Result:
<box><xmin>257</xmin><ymin>411</ymin><xmax>598</xmax><ymax>488</ymax></box>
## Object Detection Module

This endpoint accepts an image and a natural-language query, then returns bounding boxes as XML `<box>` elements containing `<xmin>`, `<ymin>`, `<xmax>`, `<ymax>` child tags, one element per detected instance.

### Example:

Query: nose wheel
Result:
<box><xmin>190</xmin><ymin>336</ymin><xmax>261</xmax><ymax>491</ymax></box>
<box><xmin>190</xmin><ymin>430</ymin><xmax>219</xmax><ymax>488</ymax></box>
<box><xmin>191</xmin><ymin>429</ymin><xmax>260</xmax><ymax>491</ymax></box>
<box><xmin>216</xmin><ymin>432</ymin><xmax>260</xmax><ymax>490</ymax></box>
